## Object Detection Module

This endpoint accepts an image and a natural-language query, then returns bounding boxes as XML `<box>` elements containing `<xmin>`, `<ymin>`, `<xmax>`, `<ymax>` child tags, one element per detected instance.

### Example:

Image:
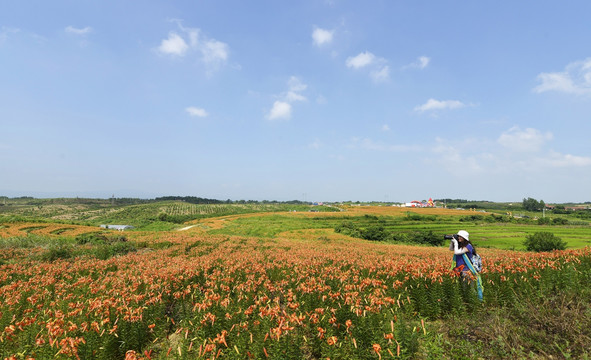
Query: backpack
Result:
<box><xmin>470</xmin><ymin>252</ymin><xmax>482</xmax><ymax>273</ymax></box>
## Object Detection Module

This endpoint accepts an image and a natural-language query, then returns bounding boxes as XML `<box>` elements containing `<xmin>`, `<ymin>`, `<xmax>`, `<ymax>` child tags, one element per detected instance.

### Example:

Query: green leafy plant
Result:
<box><xmin>523</xmin><ymin>232</ymin><xmax>567</xmax><ymax>252</ymax></box>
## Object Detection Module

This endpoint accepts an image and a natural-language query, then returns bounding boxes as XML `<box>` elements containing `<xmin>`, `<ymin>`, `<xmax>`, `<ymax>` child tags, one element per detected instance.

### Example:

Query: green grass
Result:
<box><xmin>420</xmin><ymin>283</ymin><xmax>591</xmax><ymax>359</ymax></box>
<box><xmin>209</xmin><ymin>213</ymin><xmax>591</xmax><ymax>250</ymax></box>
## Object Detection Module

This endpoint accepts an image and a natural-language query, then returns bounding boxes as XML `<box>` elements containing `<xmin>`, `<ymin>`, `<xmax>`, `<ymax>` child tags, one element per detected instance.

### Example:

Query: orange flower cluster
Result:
<box><xmin>0</xmin><ymin>223</ymin><xmax>101</xmax><ymax>238</ymax></box>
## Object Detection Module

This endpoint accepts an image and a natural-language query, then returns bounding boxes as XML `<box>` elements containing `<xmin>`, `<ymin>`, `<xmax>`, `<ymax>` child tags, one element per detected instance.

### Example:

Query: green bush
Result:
<box><xmin>460</xmin><ymin>215</ymin><xmax>484</xmax><ymax>222</ymax></box>
<box><xmin>523</xmin><ymin>232</ymin><xmax>567</xmax><ymax>252</ymax></box>
<box><xmin>42</xmin><ymin>245</ymin><xmax>73</xmax><ymax>262</ymax></box>
<box><xmin>334</xmin><ymin>221</ymin><xmax>361</xmax><ymax>238</ymax></box>
<box><xmin>413</xmin><ymin>230</ymin><xmax>444</xmax><ymax>246</ymax></box>
<box><xmin>76</xmin><ymin>232</ymin><xmax>128</xmax><ymax>245</ymax></box>
<box><xmin>552</xmin><ymin>217</ymin><xmax>568</xmax><ymax>225</ymax></box>
<box><xmin>360</xmin><ymin>225</ymin><xmax>388</xmax><ymax>241</ymax></box>
<box><xmin>92</xmin><ymin>242</ymin><xmax>136</xmax><ymax>260</ymax></box>
<box><xmin>75</xmin><ymin>232</ymin><xmax>108</xmax><ymax>245</ymax></box>
<box><xmin>390</xmin><ymin>230</ymin><xmax>443</xmax><ymax>246</ymax></box>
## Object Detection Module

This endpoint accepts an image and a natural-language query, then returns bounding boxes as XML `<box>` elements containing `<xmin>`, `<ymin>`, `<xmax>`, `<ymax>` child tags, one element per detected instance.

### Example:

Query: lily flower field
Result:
<box><xmin>1</xmin><ymin>205</ymin><xmax>591</xmax><ymax>359</ymax></box>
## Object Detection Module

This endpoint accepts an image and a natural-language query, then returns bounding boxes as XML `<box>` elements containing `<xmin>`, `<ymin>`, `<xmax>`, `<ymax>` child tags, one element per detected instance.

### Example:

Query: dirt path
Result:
<box><xmin>177</xmin><ymin>225</ymin><xmax>199</xmax><ymax>231</ymax></box>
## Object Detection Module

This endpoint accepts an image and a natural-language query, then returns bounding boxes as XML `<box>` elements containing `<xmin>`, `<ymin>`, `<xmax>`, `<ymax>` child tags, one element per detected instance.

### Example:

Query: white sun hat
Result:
<box><xmin>457</xmin><ymin>230</ymin><xmax>470</xmax><ymax>241</ymax></box>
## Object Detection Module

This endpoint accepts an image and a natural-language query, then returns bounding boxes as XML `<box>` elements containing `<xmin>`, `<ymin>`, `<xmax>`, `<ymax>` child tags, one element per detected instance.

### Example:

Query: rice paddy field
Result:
<box><xmin>1</xmin><ymin>200</ymin><xmax>591</xmax><ymax>359</ymax></box>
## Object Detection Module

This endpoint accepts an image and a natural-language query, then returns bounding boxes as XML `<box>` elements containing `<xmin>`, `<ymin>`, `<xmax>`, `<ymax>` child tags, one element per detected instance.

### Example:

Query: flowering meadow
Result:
<box><xmin>1</xmin><ymin>220</ymin><xmax>591</xmax><ymax>359</ymax></box>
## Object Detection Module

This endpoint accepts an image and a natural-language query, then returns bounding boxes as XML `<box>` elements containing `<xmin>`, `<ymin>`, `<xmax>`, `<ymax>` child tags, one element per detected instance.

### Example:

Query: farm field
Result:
<box><xmin>1</xmin><ymin>203</ymin><xmax>591</xmax><ymax>359</ymax></box>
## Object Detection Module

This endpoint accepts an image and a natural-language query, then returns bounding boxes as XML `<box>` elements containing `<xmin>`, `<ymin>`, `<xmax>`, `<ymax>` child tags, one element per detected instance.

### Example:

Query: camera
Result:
<box><xmin>444</xmin><ymin>234</ymin><xmax>459</xmax><ymax>240</ymax></box>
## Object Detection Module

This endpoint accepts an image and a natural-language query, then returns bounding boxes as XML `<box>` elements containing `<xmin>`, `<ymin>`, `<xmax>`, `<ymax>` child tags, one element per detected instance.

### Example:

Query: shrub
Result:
<box><xmin>390</xmin><ymin>230</ymin><xmax>443</xmax><ymax>246</ymax></box>
<box><xmin>76</xmin><ymin>233</ymin><xmax>127</xmax><ymax>245</ymax></box>
<box><xmin>76</xmin><ymin>232</ymin><xmax>108</xmax><ymax>245</ymax></box>
<box><xmin>413</xmin><ymin>230</ymin><xmax>444</xmax><ymax>246</ymax></box>
<box><xmin>552</xmin><ymin>218</ymin><xmax>568</xmax><ymax>225</ymax></box>
<box><xmin>460</xmin><ymin>215</ymin><xmax>484</xmax><ymax>222</ymax></box>
<box><xmin>334</xmin><ymin>221</ymin><xmax>361</xmax><ymax>238</ymax></box>
<box><xmin>523</xmin><ymin>232</ymin><xmax>567</xmax><ymax>252</ymax></box>
<box><xmin>42</xmin><ymin>245</ymin><xmax>73</xmax><ymax>262</ymax></box>
<box><xmin>92</xmin><ymin>242</ymin><xmax>136</xmax><ymax>260</ymax></box>
<box><xmin>404</xmin><ymin>213</ymin><xmax>437</xmax><ymax>221</ymax></box>
<box><xmin>360</xmin><ymin>225</ymin><xmax>387</xmax><ymax>241</ymax></box>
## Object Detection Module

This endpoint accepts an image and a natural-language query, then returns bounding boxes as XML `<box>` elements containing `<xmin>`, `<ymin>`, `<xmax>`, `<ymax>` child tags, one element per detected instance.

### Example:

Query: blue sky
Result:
<box><xmin>1</xmin><ymin>1</ymin><xmax>591</xmax><ymax>203</ymax></box>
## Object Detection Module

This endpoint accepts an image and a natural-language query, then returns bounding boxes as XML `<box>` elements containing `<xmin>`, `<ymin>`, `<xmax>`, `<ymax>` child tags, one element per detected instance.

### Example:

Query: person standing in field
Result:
<box><xmin>449</xmin><ymin>230</ymin><xmax>474</xmax><ymax>275</ymax></box>
<box><xmin>449</xmin><ymin>230</ymin><xmax>484</xmax><ymax>301</ymax></box>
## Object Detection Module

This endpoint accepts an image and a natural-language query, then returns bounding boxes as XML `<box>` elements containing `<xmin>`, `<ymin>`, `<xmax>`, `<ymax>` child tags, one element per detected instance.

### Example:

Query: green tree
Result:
<box><xmin>522</xmin><ymin>197</ymin><xmax>546</xmax><ymax>211</ymax></box>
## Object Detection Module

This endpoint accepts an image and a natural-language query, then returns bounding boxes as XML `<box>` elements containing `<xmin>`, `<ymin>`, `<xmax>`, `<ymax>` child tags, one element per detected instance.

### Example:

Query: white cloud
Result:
<box><xmin>201</xmin><ymin>39</ymin><xmax>229</xmax><ymax>65</ymax></box>
<box><xmin>286</xmin><ymin>91</ymin><xmax>307</xmax><ymax>102</ymax></box>
<box><xmin>158</xmin><ymin>32</ymin><xmax>189</xmax><ymax>56</ymax></box>
<box><xmin>346</xmin><ymin>51</ymin><xmax>376</xmax><ymax>69</ymax></box>
<box><xmin>65</xmin><ymin>26</ymin><xmax>92</xmax><ymax>35</ymax></box>
<box><xmin>545</xmin><ymin>152</ymin><xmax>591</xmax><ymax>167</ymax></box>
<box><xmin>381</xmin><ymin>124</ymin><xmax>390</xmax><ymax>131</ymax></box>
<box><xmin>497</xmin><ymin>126</ymin><xmax>553</xmax><ymax>152</ymax></box>
<box><xmin>427</xmin><ymin>127</ymin><xmax>590</xmax><ymax>179</ymax></box>
<box><xmin>266</xmin><ymin>76</ymin><xmax>309</xmax><ymax>120</ymax></box>
<box><xmin>370</xmin><ymin>65</ymin><xmax>390</xmax><ymax>82</ymax></box>
<box><xmin>288</xmin><ymin>76</ymin><xmax>307</xmax><ymax>93</ymax></box>
<box><xmin>186</xmin><ymin>107</ymin><xmax>208</xmax><ymax>117</ymax></box>
<box><xmin>414</xmin><ymin>98</ymin><xmax>467</xmax><ymax>112</ymax></box>
<box><xmin>346</xmin><ymin>51</ymin><xmax>390</xmax><ymax>82</ymax></box>
<box><xmin>156</xmin><ymin>22</ymin><xmax>229</xmax><ymax>72</ymax></box>
<box><xmin>534</xmin><ymin>58</ymin><xmax>591</xmax><ymax>95</ymax></box>
<box><xmin>268</xmin><ymin>101</ymin><xmax>292</xmax><ymax>121</ymax></box>
<box><xmin>404</xmin><ymin>56</ymin><xmax>430</xmax><ymax>69</ymax></box>
<box><xmin>312</xmin><ymin>27</ymin><xmax>334</xmax><ymax>46</ymax></box>
<box><xmin>285</xmin><ymin>76</ymin><xmax>308</xmax><ymax>102</ymax></box>
<box><xmin>417</xmin><ymin>56</ymin><xmax>430</xmax><ymax>69</ymax></box>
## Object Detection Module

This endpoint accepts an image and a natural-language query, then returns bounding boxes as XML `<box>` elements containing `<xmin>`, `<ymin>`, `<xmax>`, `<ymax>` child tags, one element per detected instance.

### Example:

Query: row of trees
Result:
<box><xmin>153</xmin><ymin>196</ymin><xmax>311</xmax><ymax>205</ymax></box>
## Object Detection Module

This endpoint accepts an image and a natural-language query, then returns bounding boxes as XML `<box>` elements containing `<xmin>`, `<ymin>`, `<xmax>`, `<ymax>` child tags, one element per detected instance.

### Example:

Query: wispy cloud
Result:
<box><xmin>427</xmin><ymin>127</ymin><xmax>591</xmax><ymax>176</ymax></box>
<box><xmin>497</xmin><ymin>126</ymin><xmax>553</xmax><ymax>152</ymax></box>
<box><xmin>545</xmin><ymin>151</ymin><xmax>591</xmax><ymax>167</ymax></box>
<box><xmin>312</xmin><ymin>27</ymin><xmax>334</xmax><ymax>47</ymax></box>
<box><xmin>156</xmin><ymin>21</ymin><xmax>229</xmax><ymax>73</ymax></box>
<box><xmin>185</xmin><ymin>107</ymin><xmax>208</xmax><ymax>117</ymax></box>
<box><xmin>370</xmin><ymin>65</ymin><xmax>390</xmax><ymax>83</ymax></box>
<box><xmin>404</xmin><ymin>56</ymin><xmax>430</xmax><ymax>69</ymax></box>
<box><xmin>308</xmin><ymin>139</ymin><xmax>323</xmax><ymax>149</ymax></box>
<box><xmin>65</xmin><ymin>26</ymin><xmax>92</xmax><ymax>35</ymax></box>
<box><xmin>431</xmin><ymin>139</ymin><xmax>485</xmax><ymax>172</ymax></box>
<box><xmin>346</xmin><ymin>51</ymin><xmax>389</xmax><ymax>82</ymax></box>
<box><xmin>267</xmin><ymin>76</ymin><xmax>308</xmax><ymax>121</ymax></box>
<box><xmin>381</xmin><ymin>124</ymin><xmax>390</xmax><ymax>132</ymax></box>
<box><xmin>349</xmin><ymin>137</ymin><xmax>420</xmax><ymax>152</ymax></box>
<box><xmin>285</xmin><ymin>76</ymin><xmax>307</xmax><ymax>102</ymax></box>
<box><xmin>414</xmin><ymin>98</ymin><xmax>468</xmax><ymax>112</ymax></box>
<box><xmin>0</xmin><ymin>27</ymin><xmax>20</xmax><ymax>43</ymax></box>
<box><xmin>533</xmin><ymin>58</ymin><xmax>591</xmax><ymax>95</ymax></box>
